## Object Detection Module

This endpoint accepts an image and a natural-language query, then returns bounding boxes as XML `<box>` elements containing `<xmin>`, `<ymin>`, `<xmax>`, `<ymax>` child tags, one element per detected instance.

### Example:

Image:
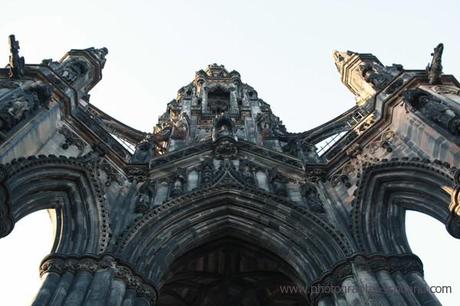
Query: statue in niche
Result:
<box><xmin>60</xmin><ymin>60</ymin><xmax>88</xmax><ymax>84</ymax></box>
<box><xmin>131</xmin><ymin>137</ymin><xmax>155</xmax><ymax>163</ymax></box>
<box><xmin>301</xmin><ymin>183</ymin><xmax>325</xmax><ymax>213</ymax></box>
<box><xmin>404</xmin><ymin>89</ymin><xmax>460</xmax><ymax>136</ymax></box>
<box><xmin>212</xmin><ymin>112</ymin><xmax>235</xmax><ymax>141</ymax></box>
<box><xmin>170</xmin><ymin>112</ymin><xmax>190</xmax><ymax>140</ymax></box>
<box><xmin>170</xmin><ymin>169</ymin><xmax>186</xmax><ymax>197</ymax></box>
<box><xmin>135</xmin><ymin>180</ymin><xmax>156</xmax><ymax>213</ymax></box>
<box><xmin>359</xmin><ymin>62</ymin><xmax>393</xmax><ymax>90</ymax></box>
<box><xmin>0</xmin><ymin>83</ymin><xmax>51</xmax><ymax>132</ymax></box>
<box><xmin>268</xmin><ymin>168</ymin><xmax>288</xmax><ymax>197</ymax></box>
<box><xmin>239</xmin><ymin>159</ymin><xmax>255</xmax><ymax>185</ymax></box>
<box><xmin>256</xmin><ymin>112</ymin><xmax>286</xmax><ymax>139</ymax></box>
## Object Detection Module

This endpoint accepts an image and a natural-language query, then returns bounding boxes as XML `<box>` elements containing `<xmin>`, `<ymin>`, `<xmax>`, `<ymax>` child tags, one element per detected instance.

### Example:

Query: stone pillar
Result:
<box><xmin>309</xmin><ymin>254</ymin><xmax>439</xmax><ymax>306</ymax></box>
<box><xmin>406</xmin><ymin>272</ymin><xmax>442</xmax><ymax>306</ymax></box>
<box><xmin>33</xmin><ymin>254</ymin><xmax>157</xmax><ymax>306</ymax></box>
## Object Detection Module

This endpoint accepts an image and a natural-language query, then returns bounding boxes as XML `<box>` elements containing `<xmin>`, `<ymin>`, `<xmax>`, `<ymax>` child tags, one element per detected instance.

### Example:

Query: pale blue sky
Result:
<box><xmin>0</xmin><ymin>1</ymin><xmax>459</xmax><ymax>305</ymax></box>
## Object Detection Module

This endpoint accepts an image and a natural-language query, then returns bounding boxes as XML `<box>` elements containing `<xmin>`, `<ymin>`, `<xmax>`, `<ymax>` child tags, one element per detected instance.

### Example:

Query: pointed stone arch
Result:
<box><xmin>351</xmin><ymin>158</ymin><xmax>460</xmax><ymax>254</ymax></box>
<box><xmin>0</xmin><ymin>154</ymin><xmax>110</xmax><ymax>255</ymax></box>
<box><xmin>117</xmin><ymin>184</ymin><xmax>354</xmax><ymax>296</ymax></box>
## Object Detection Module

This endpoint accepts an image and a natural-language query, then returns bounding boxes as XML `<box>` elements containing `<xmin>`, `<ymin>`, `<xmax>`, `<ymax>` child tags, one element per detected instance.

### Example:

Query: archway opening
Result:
<box><xmin>406</xmin><ymin>211</ymin><xmax>460</xmax><ymax>305</ymax></box>
<box><xmin>156</xmin><ymin>237</ymin><xmax>308</xmax><ymax>306</ymax></box>
<box><xmin>0</xmin><ymin>209</ymin><xmax>55</xmax><ymax>305</ymax></box>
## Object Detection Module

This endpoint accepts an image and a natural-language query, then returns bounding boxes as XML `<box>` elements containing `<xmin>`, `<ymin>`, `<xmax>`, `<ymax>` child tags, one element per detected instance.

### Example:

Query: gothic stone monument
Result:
<box><xmin>0</xmin><ymin>35</ymin><xmax>459</xmax><ymax>305</ymax></box>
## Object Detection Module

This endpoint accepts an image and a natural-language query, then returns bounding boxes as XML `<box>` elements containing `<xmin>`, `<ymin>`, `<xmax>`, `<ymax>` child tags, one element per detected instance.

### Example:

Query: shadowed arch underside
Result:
<box><xmin>0</xmin><ymin>155</ymin><xmax>110</xmax><ymax>255</ymax></box>
<box><xmin>157</xmin><ymin>238</ymin><xmax>308</xmax><ymax>306</ymax></box>
<box><xmin>117</xmin><ymin>185</ymin><xmax>354</xmax><ymax>297</ymax></box>
<box><xmin>352</xmin><ymin>159</ymin><xmax>459</xmax><ymax>254</ymax></box>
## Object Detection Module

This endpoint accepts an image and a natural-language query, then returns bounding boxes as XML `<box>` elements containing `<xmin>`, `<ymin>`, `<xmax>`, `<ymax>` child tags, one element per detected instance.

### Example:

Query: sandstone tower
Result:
<box><xmin>0</xmin><ymin>35</ymin><xmax>459</xmax><ymax>305</ymax></box>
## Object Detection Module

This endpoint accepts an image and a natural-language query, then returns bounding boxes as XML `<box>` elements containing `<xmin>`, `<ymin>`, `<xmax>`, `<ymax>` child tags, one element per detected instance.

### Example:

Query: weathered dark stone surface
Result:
<box><xmin>0</xmin><ymin>35</ymin><xmax>459</xmax><ymax>305</ymax></box>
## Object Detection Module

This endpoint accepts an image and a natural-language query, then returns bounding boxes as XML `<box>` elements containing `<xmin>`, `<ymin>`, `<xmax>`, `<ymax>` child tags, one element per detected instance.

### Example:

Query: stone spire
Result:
<box><xmin>333</xmin><ymin>50</ymin><xmax>401</xmax><ymax>106</ymax></box>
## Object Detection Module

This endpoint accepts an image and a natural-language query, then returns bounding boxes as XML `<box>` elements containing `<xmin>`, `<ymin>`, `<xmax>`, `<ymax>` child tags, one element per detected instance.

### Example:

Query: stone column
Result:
<box><xmin>32</xmin><ymin>254</ymin><xmax>157</xmax><ymax>306</ymax></box>
<box><xmin>309</xmin><ymin>254</ymin><xmax>439</xmax><ymax>306</ymax></box>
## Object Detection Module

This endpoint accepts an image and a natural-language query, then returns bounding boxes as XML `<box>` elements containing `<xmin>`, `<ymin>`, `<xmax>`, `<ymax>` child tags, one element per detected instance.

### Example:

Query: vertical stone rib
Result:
<box><xmin>48</xmin><ymin>271</ymin><xmax>74</xmax><ymax>306</ymax></box>
<box><xmin>107</xmin><ymin>278</ymin><xmax>127</xmax><ymax>306</ymax></box>
<box><xmin>375</xmin><ymin>270</ymin><xmax>407</xmax><ymax>306</ymax></box>
<box><xmin>341</xmin><ymin>277</ymin><xmax>364</xmax><ymax>305</ymax></box>
<box><xmin>352</xmin><ymin>261</ymin><xmax>390</xmax><ymax>306</ymax></box>
<box><xmin>406</xmin><ymin>272</ymin><xmax>442</xmax><ymax>306</ymax></box>
<box><xmin>122</xmin><ymin>289</ymin><xmax>137</xmax><ymax>306</ymax></box>
<box><xmin>83</xmin><ymin>269</ymin><xmax>113</xmax><ymax>305</ymax></box>
<box><xmin>63</xmin><ymin>271</ymin><xmax>93</xmax><ymax>306</ymax></box>
<box><xmin>31</xmin><ymin>272</ymin><xmax>61</xmax><ymax>306</ymax></box>
<box><xmin>392</xmin><ymin>272</ymin><xmax>421</xmax><ymax>306</ymax></box>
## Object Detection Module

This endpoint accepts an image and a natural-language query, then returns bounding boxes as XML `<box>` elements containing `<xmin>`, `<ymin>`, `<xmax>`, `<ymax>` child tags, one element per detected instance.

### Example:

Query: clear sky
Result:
<box><xmin>0</xmin><ymin>0</ymin><xmax>459</xmax><ymax>305</ymax></box>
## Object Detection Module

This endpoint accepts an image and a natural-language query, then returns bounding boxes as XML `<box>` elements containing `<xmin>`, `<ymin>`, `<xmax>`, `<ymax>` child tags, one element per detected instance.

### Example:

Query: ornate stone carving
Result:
<box><xmin>212</xmin><ymin>112</ymin><xmax>235</xmax><ymax>141</ymax></box>
<box><xmin>170</xmin><ymin>112</ymin><xmax>190</xmax><ymax>140</ymax></box>
<box><xmin>200</xmin><ymin>157</ymin><xmax>215</xmax><ymax>185</ymax></box>
<box><xmin>85</xmin><ymin>47</ymin><xmax>108</xmax><ymax>68</ymax></box>
<box><xmin>238</xmin><ymin>159</ymin><xmax>255</xmax><ymax>185</ymax></box>
<box><xmin>301</xmin><ymin>182</ymin><xmax>325</xmax><ymax>213</ymax></box>
<box><xmin>6</xmin><ymin>35</ymin><xmax>25</xmax><ymax>79</ymax></box>
<box><xmin>359</xmin><ymin>62</ymin><xmax>393</xmax><ymax>90</ymax></box>
<box><xmin>169</xmin><ymin>168</ymin><xmax>186</xmax><ymax>197</ymax></box>
<box><xmin>256</xmin><ymin>112</ymin><xmax>286</xmax><ymax>139</ymax></box>
<box><xmin>60</xmin><ymin>59</ymin><xmax>89</xmax><ymax>84</ymax></box>
<box><xmin>403</xmin><ymin>88</ymin><xmax>460</xmax><ymax>136</ymax></box>
<box><xmin>213</xmin><ymin>138</ymin><xmax>238</xmax><ymax>160</ymax></box>
<box><xmin>426</xmin><ymin>43</ymin><xmax>443</xmax><ymax>85</ymax></box>
<box><xmin>0</xmin><ymin>83</ymin><xmax>51</xmax><ymax>134</ymax></box>
<box><xmin>309</xmin><ymin>254</ymin><xmax>423</xmax><ymax>304</ymax></box>
<box><xmin>135</xmin><ymin>180</ymin><xmax>156</xmax><ymax>213</ymax></box>
<box><xmin>58</xmin><ymin>126</ymin><xmax>86</xmax><ymax>150</ymax></box>
<box><xmin>40</xmin><ymin>255</ymin><xmax>157</xmax><ymax>304</ymax></box>
<box><xmin>98</xmin><ymin>159</ymin><xmax>122</xmax><ymax>186</ymax></box>
<box><xmin>131</xmin><ymin>136</ymin><xmax>155</xmax><ymax>163</ymax></box>
<box><xmin>268</xmin><ymin>168</ymin><xmax>288</xmax><ymax>197</ymax></box>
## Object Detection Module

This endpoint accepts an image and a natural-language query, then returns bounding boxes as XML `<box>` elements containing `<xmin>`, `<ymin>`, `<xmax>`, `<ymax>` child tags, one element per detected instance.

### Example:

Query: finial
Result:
<box><xmin>426</xmin><ymin>43</ymin><xmax>443</xmax><ymax>85</ymax></box>
<box><xmin>7</xmin><ymin>34</ymin><xmax>25</xmax><ymax>79</ymax></box>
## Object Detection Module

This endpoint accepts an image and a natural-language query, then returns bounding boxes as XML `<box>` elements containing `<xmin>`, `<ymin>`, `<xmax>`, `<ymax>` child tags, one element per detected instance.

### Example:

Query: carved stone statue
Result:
<box><xmin>7</xmin><ymin>35</ymin><xmax>25</xmax><ymax>79</ymax></box>
<box><xmin>135</xmin><ymin>180</ymin><xmax>156</xmax><ymax>213</ymax></box>
<box><xmin>170</xmin><ymin>169</ymin><xmax>186</xmax><ymax>197</ymax></box>
<box><xmin>268</xmin><ymin>168</ymin><xmax>288</xmax><ymax>197</ymax></box>
<box><xmin>301</xmin><ymin>183</ymin><xmax>325</xmax><ymax>213</ymax></box>
<box><xmin>170</xmin><ymin>112</ymin><xmax>190</xmax><ymax>140</ymax></box>
<box><xmin>239</xmin><ymin>159</ymin><xmax>255</xmax><ymax>185</ymax></box>
<box><xmin>404</xmin><ymin>89</ymin><xmax>460</xmax><ymax>136</ymax></box>
<box><xmin>212</xmin><ymin>113</ymin><xmax>235</xmax><ymax>141</ymax></box>
<box><xmin>131</xmin><ymin>138</ymin><xmax>154</xmax><ymax>163</ymax></box>
<box><xmin>256</xmin><ymin>112</ymin><xmax>286</xmax><ymax>139</ymax></box>
<box><xmin>359</xmin><ymin>62</ymin><xmax>393</xmax><ymax>90</ymax></box>
<box><xmin>60</xmin><ymin>60</ymin><xmax>88</xmax><ymax>84</ymax></box>
<box><xmin>0</xmin><ymin>84</ymin><xmax>50</xmax><ymax>133</ymax></box>
<box><xmin>427</xmin><ymin>43</ymin><xmax>443</xmax><ymax>85</ymax></box>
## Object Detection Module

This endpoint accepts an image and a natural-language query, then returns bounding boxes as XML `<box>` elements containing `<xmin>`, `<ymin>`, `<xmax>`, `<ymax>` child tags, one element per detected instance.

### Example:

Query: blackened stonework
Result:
<box><xmin>0</xmin><ymin>35</ymin><xmax>459</xmax><ymax>306</ymax></box>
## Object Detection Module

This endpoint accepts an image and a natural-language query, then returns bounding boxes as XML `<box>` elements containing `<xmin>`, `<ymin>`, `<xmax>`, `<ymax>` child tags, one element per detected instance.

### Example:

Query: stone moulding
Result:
<box><xmin>40</xmin><ymin>254</ymin><xmax>158</xmax><ymax>304</ymax></box>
